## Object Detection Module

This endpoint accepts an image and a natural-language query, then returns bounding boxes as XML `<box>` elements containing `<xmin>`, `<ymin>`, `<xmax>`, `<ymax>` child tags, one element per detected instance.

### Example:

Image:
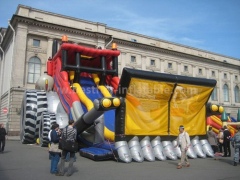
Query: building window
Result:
<box><xmin>211</xmin><ymin>71</ymin><xmax>215</xmax><ymax>77</ymax></box>
<box><xmin>33</xmin><ymin>39</ymin><xmax>40</xmax><ymax>47</ymax></box>
<box><xmin>131</xmin><ymin>38</ymin><xmax>137</xmax><ymax>42</ymax></box>
<box><xmin>168</xmin><ymin>63</ymin><xmax>172</xmax><ymax>69</ymax></box>
<box><xmin>211</xmin><ymin>87</ymin><xmax>218</xmax><ymax>101</ymax></box>
<box><xmin>28</xmin><ymin>57</ymin><xmax>41</xmax><ymax>83</ymax></box>
<box><xmin>235</xmin><ymin>86</ymin><xmax>240</xmax><ymax>103</ymax></box>
<box><xmin>184</xmin><ymin>65</ymin><xmax>188</xmax><ymax>72</ymax></box>
<box><xmin>131</xmin><ymin>56</ymin><xmax>136</xmax><ymax>63</ymax></box>
<box><xmin>223</xmin><ymin>84</ymin><xmax>229</xmax><ymax>102</ymax></box>
<box><xmin>235</xmin><ymin>75</ymin><xmax>238</xmax><ymax>81</ymax></box>
<box><xmin>198</xmin><ymin>68</ymin><xmax>202</xmax><ymax>75</ymax></box>
<box><xmin>224</xmin><ymin>73</ymin><xmax>227</xmax><ymax>79</ymax></box>
<box><xmin>150</xmin><ymin>59</ymin><xmax>155</xmax><ymax>66</ymax></box>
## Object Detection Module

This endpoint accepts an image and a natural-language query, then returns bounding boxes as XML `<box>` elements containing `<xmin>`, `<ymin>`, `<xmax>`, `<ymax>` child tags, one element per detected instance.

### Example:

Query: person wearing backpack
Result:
<box><xmin>56</xmin><ymin>120</ymin><xmax>77</xmax><ymax>177</ymax></box>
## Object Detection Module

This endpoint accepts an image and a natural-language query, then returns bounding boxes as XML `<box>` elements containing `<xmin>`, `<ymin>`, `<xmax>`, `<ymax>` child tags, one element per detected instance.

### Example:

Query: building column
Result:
<box><xmin>141</xmin><ymin>55</ymin><xmax>146</xmax><ymax>70</ymax></box>
<box><xmin>7</xmin><ymin>23</ymin><xmax>28</xmax><ymax>135</ymax></box>
<box><xmin>206</xmin><ymin>68</ymin><xmax>209</xmax><ymax>79</ymax></box>
<box><xmin>218</xmin><ymin>71</ymin><xmax>223</xmax><ymax>104</ymax></box>
<box><xmin>230</xmin><ymin>73</ymin><xmax>234</xmax><ymax>105</ymax></box>
<box><xmin>119</xmin><ymin>52</ymin><xmax>126</xmax><ymax>75</ymax></box>
<box><xmin>160</xmin><ymin>59</ymin><xmax>165</xmax><ymax>73</ymax></box>
<box><xmin>47</xmin><ymin>37</ymin><xmax>53</xmax><ymax>58</ymax></box>
<box><xmin>192</xmin><ymin>66</ymin><xmax>196</xmax><ymax>77</ymax></box>
<box><xmin>177</xmin><ymin>62</ymin><xmax>181</xmax><ymax>75</ymax></box>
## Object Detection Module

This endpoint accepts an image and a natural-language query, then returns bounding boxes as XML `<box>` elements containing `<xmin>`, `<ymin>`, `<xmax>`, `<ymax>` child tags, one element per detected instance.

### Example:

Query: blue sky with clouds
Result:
<box><xmin>1</xmin><ymin>0</ymin><xmax>240</xmax><ymax>59</ymax></box>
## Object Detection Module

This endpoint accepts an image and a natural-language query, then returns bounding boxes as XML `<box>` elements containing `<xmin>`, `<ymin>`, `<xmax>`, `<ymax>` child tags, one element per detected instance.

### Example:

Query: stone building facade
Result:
<box><xmin>0</xmin><ymin>5</ymin><xmax>239</xmax><ymax>135</ymax></box>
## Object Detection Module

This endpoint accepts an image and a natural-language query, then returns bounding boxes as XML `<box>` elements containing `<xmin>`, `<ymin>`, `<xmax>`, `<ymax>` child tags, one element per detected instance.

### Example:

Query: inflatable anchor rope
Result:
<box><xmin>93</xmin><ymin>129</ymin><xmax>119</xmax><ymax>162</ymax></box>
<box><xmin>106</xmin><ymin>139</ymin><xmax>119</xmax><ymax>162</ymax></box>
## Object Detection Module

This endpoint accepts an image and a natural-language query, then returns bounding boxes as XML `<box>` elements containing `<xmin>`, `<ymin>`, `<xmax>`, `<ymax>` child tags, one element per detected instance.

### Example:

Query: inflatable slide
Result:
<box><xmin>20</xmin><ymin>35</ymin><xmax>220</xmax><ymax>163</ymax></box>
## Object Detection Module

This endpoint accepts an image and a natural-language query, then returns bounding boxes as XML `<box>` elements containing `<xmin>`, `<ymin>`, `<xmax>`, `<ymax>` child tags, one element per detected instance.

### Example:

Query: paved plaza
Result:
<box><xmin>0</xmin><ymin>140</ymin><xmax>239</xmax><ymax>180</ymax></box>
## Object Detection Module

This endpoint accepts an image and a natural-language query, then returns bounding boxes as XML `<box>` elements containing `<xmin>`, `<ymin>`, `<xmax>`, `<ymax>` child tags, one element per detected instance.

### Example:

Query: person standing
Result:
<box><xmin>223</xmin><ymin>126</ymin><xmax>231</xmax><ymax>157</ymax></box>
<box><xmin>207</xmin><ymin>126</ymin><xmax>219</xmax><ymax>159</ymax></box>
<box><xmin>0</xmin><ymin>123</ymin><xmax>7</xmax><ymax>153</ymax></box>
<box><xmin>56</xmin><ymin>120</ymin><xmax>77</xmax><ymax>176</ymax></box>
<box><xmin>175</xmin><ymin>125</ymin><xmax>191</xmax><ymax>169</ymax></box>
<box><xmin>217</xmin><ymin>128</ymin><xmax>224</xmax><ymax>154</ymax></box>
<box><xmin>49</xmin><ymin>123</ymin><xmax>61</xmax><ymax>174</ymax></box>
<box><xmin>231</xmin><ymin>126</ymin><xmax>240</xmax><ymax>166</ymax></box>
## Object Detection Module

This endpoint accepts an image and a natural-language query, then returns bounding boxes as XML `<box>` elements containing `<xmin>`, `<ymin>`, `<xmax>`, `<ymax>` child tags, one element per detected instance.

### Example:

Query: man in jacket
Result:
<box><xmin>0</xmin><ymin>123</ymin><xmax>7</xmax><ymax>153</ymax></box>
<box><xmin>223</xmin><ymin>126</ymin><xmax>231</xmax><ymax>157</ymax></box>
<box><xmin>231</xmin><ymin>126</ymin><xmax>240</xmax><ymax>166</ymax></box>
<box><xmin>175</xmin><ymin>125</ymin><xmax>191</xmax><ymax>169</ymax></box>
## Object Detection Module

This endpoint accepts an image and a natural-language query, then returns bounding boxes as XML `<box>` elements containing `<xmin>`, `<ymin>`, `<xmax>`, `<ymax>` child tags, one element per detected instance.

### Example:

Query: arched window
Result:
<box><xmin>235</xmin><ymin>86</ymin><xmax>240</xmax><ymax>103</ymax></box>
<box><xmin>27</xmin><ymin>57</ymin><xmax>41</xmax><ymax>83</ymax></box>
<box><xmin>223</xmin><ymin>84</ymin><xmax>229</xmax><ymax>102</ymax></box>
<box><xmin>211</xmin><ymin>87</ymin><xmax>217</xmax><ymax>101</ymax></box>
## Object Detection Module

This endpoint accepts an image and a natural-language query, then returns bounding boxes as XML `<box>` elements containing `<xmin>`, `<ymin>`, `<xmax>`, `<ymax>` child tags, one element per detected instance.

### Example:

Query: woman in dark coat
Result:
<box><xmin>0</xmin><ymin>123</ymin><xmax>7</xmax><ymax>153</ymax></box>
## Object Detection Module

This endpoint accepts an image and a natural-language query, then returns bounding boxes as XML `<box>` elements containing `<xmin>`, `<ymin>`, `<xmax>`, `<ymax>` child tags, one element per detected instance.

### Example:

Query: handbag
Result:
<box><xmin>59</xmin><ymin>127</ymin><xmax>78</xmax><ymax>153</ymax></box>
<box><xmin>49</xmin><ymin>143</ymin><xmax>61</xmax><ymax>153</ymax></box>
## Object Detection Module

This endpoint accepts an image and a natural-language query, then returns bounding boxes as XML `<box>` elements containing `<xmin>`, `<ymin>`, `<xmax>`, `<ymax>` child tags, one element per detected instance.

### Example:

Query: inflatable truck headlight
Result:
<box><xmin>219</xmin><ymin>106</ymin><xmax>224</xmax><ymax>113</ymax></box>
<box><xmin>113</xmin><ymin>98</ymin><xmax>121</xmax><ymax>107</ymax></box>
<box><xmin>102</xmin><ymin>99</ymin><xmax>112</xmax><ymax>108</ymax></box>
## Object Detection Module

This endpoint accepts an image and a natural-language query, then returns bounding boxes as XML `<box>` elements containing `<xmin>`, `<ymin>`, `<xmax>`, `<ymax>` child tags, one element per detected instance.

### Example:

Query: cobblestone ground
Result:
<box><xmin>0</xmin><ymin>140</ymin><xmax>239</xmax><ymax>180</ymax></box>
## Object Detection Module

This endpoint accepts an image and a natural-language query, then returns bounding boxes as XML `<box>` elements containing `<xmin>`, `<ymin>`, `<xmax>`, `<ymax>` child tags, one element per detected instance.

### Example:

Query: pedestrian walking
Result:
<box><xmin>56</xmin><ymin>120</ymin><xmax>77</xmax><ymax>176</ymax></box>
<box><xmin>0</xmin><ymin>123</ymin><xmax>7</xmax><ymax>153</ymax></box>
<box><xmin>174</xmin><ymin>125</ymin><xmax>191</xmax><ymax>169</ymax></box>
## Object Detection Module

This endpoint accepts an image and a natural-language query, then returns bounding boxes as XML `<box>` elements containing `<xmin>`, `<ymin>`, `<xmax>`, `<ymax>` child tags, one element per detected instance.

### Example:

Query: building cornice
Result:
<box><xmin>1</xmin><ymin>13</ymin><xmax>239</xmax><ymax>71</ymax></box>
<box><xmin>13</xmin><ymin>15</ymin><xmax>110</xmax><ymax>40</ymax></box>
<box><xmin>114</xmin><ymin>38</ymin><xmax>240</xmax><ymax>69</ymax></box>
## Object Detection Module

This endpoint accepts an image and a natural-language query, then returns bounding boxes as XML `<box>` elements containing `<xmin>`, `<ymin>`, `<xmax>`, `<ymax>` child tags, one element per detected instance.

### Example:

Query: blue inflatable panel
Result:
<box><xmin>93</xmin><ymin>142</ymin><xmax>116</xmax><ymax>151</ymax></box>
<box><xmin>79</xmin><ymin>147</ymin><xmax>114</xmax><ymax>161</ymax></box>
<box><xmin>230</xmin><ymin>117</ymin><xmax>237</xmax><ymax>122</ymax></box>
<box><xmin>77</xmin><ymin>135</ymin><xmax>93</xmax><ymax>147</ymax></box>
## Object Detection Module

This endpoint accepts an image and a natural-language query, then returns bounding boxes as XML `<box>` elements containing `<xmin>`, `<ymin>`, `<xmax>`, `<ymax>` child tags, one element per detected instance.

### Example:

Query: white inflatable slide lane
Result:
<box><xmin>46</xmin><ymin>91</ymin><xmax>69</xmax><ymax>129</ymax></box>
<box><xmin>46</xmin><ymin>91</ymin><xmax>60</xmax><ymax>113</ymax></box>
<box><xmin>200</xmin><ymin>139</ymin><xmax>215</xmax><ymax>157</ymax></box>
<box><xmin>140</xmin><ymin>136</ymin><xmax>155</xmax><ymax>162</ymax></box>
<box><xmin>172</xmin><ymin>140</ymin><xmax>181</xmax><ymax>159</ymax></box>
<box><xmin>191</xmin><ymin>138</ymin><xmax>206</xmax><ymax>158</ymax></box>
<box><xmin>162</xmin><ymin>141</ymin><xmax>177</xmax><ymax>160</ymax></box>
<box><xmin>128</xmin><ymin>136</ymin><xmax>144</xmax><ymax>162</ymax></box>
<box><xmin>186</xmin><ymin>144</ymin><xmax>197</xmax><ymax>159</ymax></box>
<box><xmin>115</xmin><ymin>141</ymin><xmax>132</xmax><ymax>163</ymax></box>
<box><xmin>151</xmin><ymin>136</ymin><xmax>166</xmax><ymax>161</ymax></box>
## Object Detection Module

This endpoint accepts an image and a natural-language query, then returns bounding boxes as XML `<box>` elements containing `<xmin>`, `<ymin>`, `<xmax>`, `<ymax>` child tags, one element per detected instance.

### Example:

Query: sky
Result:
<box><xmin>0</xmin><ymin>0</ymin><xmax>240</xmax><ymax>59</ymax></box>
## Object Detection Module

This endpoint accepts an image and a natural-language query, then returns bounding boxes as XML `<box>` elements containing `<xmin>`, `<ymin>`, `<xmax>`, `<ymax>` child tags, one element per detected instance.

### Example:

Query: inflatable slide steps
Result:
<box><xmin>79</xmin><ymin>141</ymin><xmax>116</xmax><ymax>161</ymax></box>
<box><xmin>80</xmin><ymin>147</ymin><xmax>114</xmax><ymax>161</ymax></box>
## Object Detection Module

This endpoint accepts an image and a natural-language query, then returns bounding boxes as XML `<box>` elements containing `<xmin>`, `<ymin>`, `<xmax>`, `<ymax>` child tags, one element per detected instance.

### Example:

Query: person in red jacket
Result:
<box><xmin>0</xmin><ymin>123</ymin><xmax>7</xmax><ymax>153</ymax></box>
